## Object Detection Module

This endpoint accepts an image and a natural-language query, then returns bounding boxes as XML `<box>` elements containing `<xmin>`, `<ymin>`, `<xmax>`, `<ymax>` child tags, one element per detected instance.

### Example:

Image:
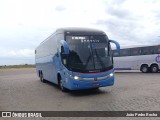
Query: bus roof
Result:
<box><xmin>56</xmin><ymin>27</ymin><xmax>106</xmax><ymax>35</ymax></box>
<box><xmin>37</xmin><ymin>27</ymin><xmax>108</xmax><ymax>48</ymax></box>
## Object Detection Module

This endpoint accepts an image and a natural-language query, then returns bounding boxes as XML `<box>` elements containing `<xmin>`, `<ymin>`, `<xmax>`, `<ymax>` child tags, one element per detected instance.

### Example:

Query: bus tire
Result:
<box><xmin>150</xmin><ymin>64</ymin><xmax>159</xmax><ymax>73</ymax></box>
<box><xmin>58</xmin><ymin>75</ymin><xmax>67</xmax><ymax>92</ymax></box>
<box><xmin>60</xmin><ymin>79</ymin><xmax>68</xmax><ymax>92</ymax></box>
<box><xmin>40</xmin><ymin>72</ymin><xmax>46</xmax><ymax>83</ymax></box>
<box><xmin>141</xmin><ymin>65</ymin><xmax>149</xmax><ymax>73</ymax></box>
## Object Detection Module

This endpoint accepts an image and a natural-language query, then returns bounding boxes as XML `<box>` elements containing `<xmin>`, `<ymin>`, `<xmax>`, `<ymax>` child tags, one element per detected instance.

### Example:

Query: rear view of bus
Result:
<box><xmin>35</xmin><ymin>28</ymin><xmax>120</xmax><ymax>91</ymax></box>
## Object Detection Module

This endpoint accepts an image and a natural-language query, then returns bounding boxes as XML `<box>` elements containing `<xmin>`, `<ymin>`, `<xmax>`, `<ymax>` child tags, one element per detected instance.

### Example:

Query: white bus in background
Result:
<box><xmin>112</xmin><ymin>44</ymin><xmax>160</xmax><ymax>73</ymax></box>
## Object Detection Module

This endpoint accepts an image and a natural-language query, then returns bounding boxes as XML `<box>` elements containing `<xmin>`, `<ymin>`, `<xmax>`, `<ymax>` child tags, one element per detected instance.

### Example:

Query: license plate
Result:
<box><xmin>92</xmin><ymin>83</ymin><xmax>99</xmax><ymax>86</ymax></box>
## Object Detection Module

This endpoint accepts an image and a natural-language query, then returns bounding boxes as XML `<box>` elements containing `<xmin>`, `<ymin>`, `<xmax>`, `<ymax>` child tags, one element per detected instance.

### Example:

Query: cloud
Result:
<box><xmin>1</xmin><ymin>0</ymin><xmax>160</xmax><ymax>65</ymax></box>
<box><xmin>94</xmin><ymin>0</ymin><xmax>160</xmax><ymax>46</ymax></box>
<box><xmin>55</xmin><ymin>6</ymin><xmax>66</xmax><ymax>12</ymax></box>
<box><xmin>107</xmin><ymin>8</ymin><xmax>130</xmax><ymax>19</ymax></box>
<box><xmin>105</xmin><ymin>0</ymin><xmax>131</xmax><ymax>19</ymax></box>
<box><xmin>0</xmin><ymin>48</ymin><xmax>35</xmax><ymax>65</ymax></box>
<box><xmin>9</xmin><ymin>49</ymin><xmax>34</xmax><ymax>58</ymax></box>
<box><xmin>0</xmin><ymin>48</ymin><xmax>34</xmax><ymax>58</ymax></box>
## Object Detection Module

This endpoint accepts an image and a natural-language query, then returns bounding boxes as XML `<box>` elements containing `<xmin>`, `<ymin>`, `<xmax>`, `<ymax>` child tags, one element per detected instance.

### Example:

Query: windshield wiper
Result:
<box><xmin>94</xmin><ymin>49</ymin><xmax>105</xmax><ymax>69</ymax></box>
<box><xmin>84</xmin><ymin>54</ymin><xmax>91</xmax><ymax>69</ymax></box>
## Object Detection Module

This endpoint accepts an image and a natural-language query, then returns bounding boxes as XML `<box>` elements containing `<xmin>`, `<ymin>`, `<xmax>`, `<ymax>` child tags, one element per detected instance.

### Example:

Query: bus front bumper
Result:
<box><xmin>64</xmin><ymin>76</ymin><xmax>114</xmax><ymax>90</ymax></box>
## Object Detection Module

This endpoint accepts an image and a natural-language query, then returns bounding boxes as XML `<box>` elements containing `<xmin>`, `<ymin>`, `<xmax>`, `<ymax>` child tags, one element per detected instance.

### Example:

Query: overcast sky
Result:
<box><xmin>0</xmin><ymin>0</ymin><xmax>160</xmax><ymax>65</ymax></box>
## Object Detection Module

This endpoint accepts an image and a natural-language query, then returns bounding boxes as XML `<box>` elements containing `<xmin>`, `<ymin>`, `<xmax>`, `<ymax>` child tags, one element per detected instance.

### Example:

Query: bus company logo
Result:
<box><xmin>155</xmin><ymin>54</ymin><xmax>160</xmax><ymax>63</ymax></box>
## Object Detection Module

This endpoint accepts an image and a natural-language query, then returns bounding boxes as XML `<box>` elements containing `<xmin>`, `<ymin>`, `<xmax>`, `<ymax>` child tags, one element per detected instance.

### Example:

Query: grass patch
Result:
<box><xmin>0</xmin><ymin>64</ymin><xmax>35</xmax><ymax>69</ymax></box>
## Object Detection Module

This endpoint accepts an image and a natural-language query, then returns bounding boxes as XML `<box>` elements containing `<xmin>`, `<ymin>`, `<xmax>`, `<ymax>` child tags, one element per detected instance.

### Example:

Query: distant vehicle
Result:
<box><xmin>112</xmin><ymin>44</ymin><xmax>160</xmax><ymax>73</ymax></box>
<box><xmin>35</xmin><ymin>27</ymin><xmax>120</xmax><ymax>91</ymax></box>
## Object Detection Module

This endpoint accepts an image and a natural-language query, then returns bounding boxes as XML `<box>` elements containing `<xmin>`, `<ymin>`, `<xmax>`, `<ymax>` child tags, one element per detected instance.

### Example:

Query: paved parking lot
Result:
<box><xmin>0</xmin><ymin>68</ymin><xmax>160</xmax><ymax>119</ymax></box>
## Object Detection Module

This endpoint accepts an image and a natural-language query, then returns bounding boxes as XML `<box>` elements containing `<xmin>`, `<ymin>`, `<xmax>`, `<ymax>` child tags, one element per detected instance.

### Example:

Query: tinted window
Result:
<box><xmin>120</xmin><ymin>49</ymin><xmax>130</xmax><ymax>56</ymax></box>
<box><xmin>113</xmin><ymin>50</ymin><xmax>119</xmax><ymax>57</ymax></box>
<box><xmin>130</xmin><ymin>48</ymin><xmax>141</xmax><ymax>56</ymax></box>
<box><xmin>154</xmin><ymin>45</ymin><xmax>160</xmax><ymax>54</ymax></box>
<box><xmin>141</xmin><ymin>46</ymin><xmax>154</xmax><ymax>55</ymax></box>
<box><xmin>66</xmin><ymin>35</ymin><xmax>113</xmax><ymax>72</ymax></box>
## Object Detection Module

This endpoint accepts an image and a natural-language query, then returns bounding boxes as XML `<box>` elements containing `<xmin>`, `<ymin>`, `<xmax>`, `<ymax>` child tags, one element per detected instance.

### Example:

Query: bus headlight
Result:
<box><xmin>67</xmin><ymin>73</ymin><xmax>81</xmax><ymax>80</ymax></box>
<box><xmin>109</xmin><ymin>73</ymin><xmax>114</xmax><ymax>77</ymax></box>
<box><xmin>74</xmin><ymin>76</ymin><xmax>80</xmax><ymax>80</ymax></box>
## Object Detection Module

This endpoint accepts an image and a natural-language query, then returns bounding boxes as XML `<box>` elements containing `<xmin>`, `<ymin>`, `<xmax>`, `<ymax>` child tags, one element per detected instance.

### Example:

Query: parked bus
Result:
<box><xmin>35</xmin><ymin>28</ymin><xmax>120</xmax><ymax>91</ymax></box>
<box><xmin>112</xmin><ymin>44</ymin><xmax>160</xmax><ymax>73</ymax></box>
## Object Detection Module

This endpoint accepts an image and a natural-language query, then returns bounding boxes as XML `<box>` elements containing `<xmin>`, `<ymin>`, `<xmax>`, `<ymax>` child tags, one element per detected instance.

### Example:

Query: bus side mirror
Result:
<box><xmin>60</xmin><ymin>40</ymin><xmax>70</xmax><ymax>55</ymax></box>
<box><xmin>109</xmin><ymin>39</ymin><xmax>120</xmax><ymax>54</ymax></box>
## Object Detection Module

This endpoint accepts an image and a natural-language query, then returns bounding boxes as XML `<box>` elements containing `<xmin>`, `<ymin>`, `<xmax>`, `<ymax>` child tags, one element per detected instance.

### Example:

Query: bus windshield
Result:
<box><xmin>66</xmin><ymin>35</ymin><xmax>113</xmax><ymax>73</ymax></box>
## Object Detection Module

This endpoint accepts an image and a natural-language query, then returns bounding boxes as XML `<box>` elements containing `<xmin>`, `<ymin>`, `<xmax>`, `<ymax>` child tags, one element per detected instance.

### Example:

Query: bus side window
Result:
<box><xmin>60</xmin><ymin>46</ymin><xmax>67</xmax><ymax>65</ymax></box>
<box><xmin>130</xmin><ymin>48</ymin><xmax>141</xmax><ymax>56</ymax></box>
<box><xmin>113</xmin><ymin>50</ymin><xmax>119</xmax><ymax>57</ymax></box>
<box><xmin>141</xmin><ymin>47</ymin><xmax>154</xmax><ymax>55</ymax></box>
<box><xmin>108</xmin><ymin>43</ymin><xmax>112</xmax><ymax>56</ymax></box>
<box><xmin>149</xmin><ymin>47</ymin><xmax>154</xmax><ymax>54</ymax></box>
<box><xmin>154</xmin><ymin>46</ymin><xmax>160</xmax><ymax>54</ymax></box>
<box><xmin>120</xmin><ymin>49</ymin><xmax>130</xmax><ymax>56</ymax></box>
<box><xmin>61</xmin><ymin>46</ymin><xmax>64</xmax><ymax>54</ymax></box>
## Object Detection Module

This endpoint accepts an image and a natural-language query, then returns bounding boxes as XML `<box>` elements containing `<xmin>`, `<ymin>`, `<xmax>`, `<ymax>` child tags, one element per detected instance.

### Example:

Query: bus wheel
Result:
<box><xmin>141</xmin><ymin>65</ymin><xmax>148</xmax><ymax>73</ymax></box>
<box><xmin>151</xmin><ymin>65</ymin><xmax>158</xmax><ymax>73</ymax></box>
<box><xmin>40</xmin><ymin>72</ymin><xmax>46</xmax><ymax>83</ymax></box>
<box><xmin>59</xmin><ymin>79</ymin><xmax>67</xmax><ymax>92</ymax></box>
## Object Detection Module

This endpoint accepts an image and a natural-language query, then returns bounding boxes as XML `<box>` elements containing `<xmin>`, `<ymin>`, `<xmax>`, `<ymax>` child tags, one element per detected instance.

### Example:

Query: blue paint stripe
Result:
<box><xmin>114</xmin><ymin>68</ymin><xmax>132</xmax><ymax>70</ymax></box>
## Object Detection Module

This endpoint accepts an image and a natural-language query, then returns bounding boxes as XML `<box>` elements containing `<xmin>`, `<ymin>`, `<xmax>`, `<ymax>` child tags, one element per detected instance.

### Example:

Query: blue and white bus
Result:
<box><xmin>35</xmin><ymin>28</ymin><xmax>120</xmax><ymax>91</ymax></box>
<box><xmin>112</xmin><ymin>44</ymin><xmax>160</xmax><ymax>73</ymax></box>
